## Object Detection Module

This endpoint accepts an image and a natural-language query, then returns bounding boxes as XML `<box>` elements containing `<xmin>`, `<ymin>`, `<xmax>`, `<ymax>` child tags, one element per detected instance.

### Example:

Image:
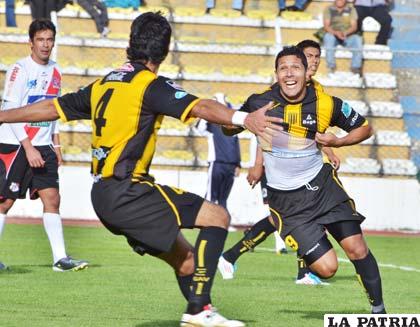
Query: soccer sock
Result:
<box><xmin>351</xmin><ymin>250</ymin><xmax>385</xmax><ymax>313</ymax></box>
<box><xmin>176</xmin><ymin>273</ymin><xmax>192</xmax><ymax>301</ymax></box>
<box><xmin>223</xmin><ymin>217</ymin><xmax>276</xmax><ymax>264</ymax></box>
<box><xmin>297</xmin><ymin>254</ymin><xmax>311</xmax><ymax>279</ymax></box>
<box><xmin>187</xmin><ymin>226</ymin><xmax>227</xmax><ymax>314</ymax></box>
<box><xmin>0</xmin><ymin>213</ymin><xmax>6</xmax><ymax>237</ymax></box>
<box><xmin>274</xmin><ymin>231</ymin><xmax>286</xmax><ymax>251</ymax></box>
<box><xmin>42</xmin><ymin>212</ymin><xmax>67</xmax><ymax>264</ymax></box>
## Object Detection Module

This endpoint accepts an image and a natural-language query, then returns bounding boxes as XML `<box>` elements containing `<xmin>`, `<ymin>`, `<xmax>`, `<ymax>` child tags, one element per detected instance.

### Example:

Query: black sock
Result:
<box><xmin>351</xmin><ymin>250</ymin><xmax>385</xmax><ymax>311</ymax></box>
<box><xmin>176</xmin><ymin>274</ymin><xmax>192</xmax><ymax>301</ymax></box>
<box><xmin>223</xmin><ymin>217</ymin><xmax>276</xmax><ymax>264</ymax></box>
<box><xmin>187</xmin><ymin>226</ymin><xmax>227</xmax><ymax>314</ymax></box>
<box><xmin>297</xmin><ymin>254</ymin><xmax>311</xmax><ymax>279</ymax></box>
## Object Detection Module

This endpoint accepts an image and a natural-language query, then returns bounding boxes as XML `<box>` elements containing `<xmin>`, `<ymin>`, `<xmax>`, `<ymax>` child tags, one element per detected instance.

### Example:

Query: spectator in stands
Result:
<box><xmin>278</xmin><ymin>0</ymin><xmax>308</xmax><ymax>15</ymax></box>
<box><xmin>323</xmin><ymin>0</ymin><xmax>363</xmax><ymax>75</ymax></box>
<box><xmin>206</xmin><ymin>0</ymin><xmax>244</xmax><ymax>14</ymax></box>
<box><xmin>6</xmin><ymin>0</ymin><xmax>17</xmax><ymax>27</ymax></box>
<box><xmin>26</xmin><ymin>0</ymin><xmax>73</xmax><ymax>20</ymax></box>
<box><xmin>78</xmin><ymin>0</ymin><xmax>110</xmax><ymax>38</ymax></box>
<box><xmin>354</xmin><ymin>0</ymin><xmax>392</xmax><ymax>45</ymax></box>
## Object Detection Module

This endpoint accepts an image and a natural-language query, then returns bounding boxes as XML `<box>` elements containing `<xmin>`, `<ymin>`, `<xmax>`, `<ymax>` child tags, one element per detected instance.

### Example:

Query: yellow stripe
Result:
<box><xmin>197</xmin><ymin>240</ymin><xmax>208</xmax><ymax>268</ymax></box>
<box><xmin>180</xmin><ymin>98</ymin><xmax>201</xmax><ymax>124</ymax></box>
<box><xmin>53</xmin><ymin>98</ymin><xmax>68</xmax><ymax>122</ymax></box>
<box><xmin>269</xmin><ymin>208</ymin><xmax>283</xmax><ymax>234</ymax></box>
<box><xmin>154</xmin><ymin>184</ymin><xmax>182</xmax><ymax>226</ymax></box>
<box><xmin>252</xmin><ymin>231</ymin><xmax>266</xmax><ymax>243</ymax></box>
<box><xmin>196</xmin><ymin>283</ymin><xmax>203</xmax><ymax>295</ymax></box>
<box><xmin>316</xmin><ymin>89</ymin><xmax>334</xmax><ymax>132</ymax></box>
<box><xmin>332</xmin><ymin>169</ymin><xmax>345</xmax><ymax>190</ymax></box>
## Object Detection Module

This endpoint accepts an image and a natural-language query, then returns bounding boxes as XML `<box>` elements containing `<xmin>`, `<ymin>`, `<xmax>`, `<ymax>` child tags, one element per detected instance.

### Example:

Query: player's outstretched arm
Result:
<box><xmin>315</xmin><ymin>124</ymin><xmax>373</xmax><ymax>148</ymax></box>
<box><xmin>0</xmin><ymin>99</ymin><xmax>59</xmax><ymax>124</ymax></box>
<box><xmin>191</xmin><ymin>99</ymin><xmax>282</xmax><ymax>140</ymax></box>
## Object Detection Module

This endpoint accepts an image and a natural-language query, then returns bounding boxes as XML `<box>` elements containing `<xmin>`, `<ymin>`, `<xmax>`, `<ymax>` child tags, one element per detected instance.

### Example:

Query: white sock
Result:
<box><xmin>274</xmin><ymin>231</ymin><xmax>286</xmax><ymax>251</ymax></box>
<box><xmin>0</xmin><ymin>213</ymin><xmax>6</xmax><ymax>237</ymax></box>
<box><xmin>42</xmin><ymin>212</ymin><xmax>67</xmax><ymax>264</ymax></box>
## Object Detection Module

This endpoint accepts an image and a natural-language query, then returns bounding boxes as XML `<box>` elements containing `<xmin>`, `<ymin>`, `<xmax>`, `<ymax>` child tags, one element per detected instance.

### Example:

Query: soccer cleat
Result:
<box><xmin>217</xmin><ymin>256</ymin><xmax>237</xmax><ymax>280</ymax></box>
<box><xmin>276</xmin><ymin>248</ymin><xmax>288</xmax><ymax>255</ymax></box>
<box><xmin>295</xmin><ymin>272</ymin><xmax>330</xmax><ymax>285</ymax></box>
<box><xmin>53</xmin><ymin>256</ymin><xmax>89</xmax><ymax>272</ymax></box>
<box><xmin>180</xmin><ymin>304</ymin><xmax>245</xmax><ymax>327</ymax></box>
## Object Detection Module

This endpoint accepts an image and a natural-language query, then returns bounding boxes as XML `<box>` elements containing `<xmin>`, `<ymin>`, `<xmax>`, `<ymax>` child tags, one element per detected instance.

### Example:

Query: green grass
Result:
<box><xmin>0</xmin><ymin>224</ymin><xmax>419</xmax><ymax>326</ymax></box>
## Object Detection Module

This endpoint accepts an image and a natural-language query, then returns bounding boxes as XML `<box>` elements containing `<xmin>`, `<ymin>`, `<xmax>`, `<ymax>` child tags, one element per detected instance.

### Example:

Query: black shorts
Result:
<box><xmin>267</xmin><ymin>163</ymin><xmax>365</xmax><ymax>256</ymax></box>
<box><xmin>91</xmin><ymin>175</ymin><xmax>205</xmax><ymax>256</ymax></box>
<box><xmin>0</xmin><ymin>144</ymin><xmax>59</xmax><ymax>201</ymax></box>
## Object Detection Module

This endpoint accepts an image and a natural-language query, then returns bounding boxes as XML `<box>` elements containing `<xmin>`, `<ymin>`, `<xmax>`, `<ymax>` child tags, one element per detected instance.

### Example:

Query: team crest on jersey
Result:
<box><xmin>27</xmin><ymin>79</ymin><xmax>37</xmax><ymax>89</ymax></box>
<box><xmin>175</xmin><ymin>91</ymin><xmax>188</xmax><ymax>99</ymax></box>
<box><xmin>9</xmin><ymin>182</ymin><xmax>20</xmax><ymax>193</ymax></box>
<box><xmin>166</xmin><ymin>80</ymin><xmax>184</xmax><ymax>91</ymax></box>
<box><xmin>116</xmin><ymin>63</ymin><xmax>135</xmax><ymax>72</ymax></box>
<box><xmin>52</xmin><ymin>76</ymin><xmax>60</xmax><ymax>89</ymax></box>
<box><xmin>341</xmin><ymin>102</ymin><xmax>352</xmax><ymax>118</ymax></box>
<box><xmin>303</xmin><ymin>113</ymin><xmax>316</xmax><ymax>126</ymax></box>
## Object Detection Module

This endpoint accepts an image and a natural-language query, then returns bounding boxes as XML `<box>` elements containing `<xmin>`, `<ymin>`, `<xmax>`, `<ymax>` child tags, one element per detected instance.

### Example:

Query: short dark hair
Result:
<box><xmin>126</xmin><ymin>12</ymin><xmax>172</xmax><ymax>64</ymax></box>
<box><xmin>296</xmin><ymin>39</ymin><xmax>321</xmax><ymax>53</ymax></box>
<box><xmin>29</xmin><ymin>19</ymin><xmax>56</xmax><ymax>41</ymax></box>
<box><xmin>275</xmin><ymin>46</ymin><xmax>308</xmax><ymax>70</ymax></box>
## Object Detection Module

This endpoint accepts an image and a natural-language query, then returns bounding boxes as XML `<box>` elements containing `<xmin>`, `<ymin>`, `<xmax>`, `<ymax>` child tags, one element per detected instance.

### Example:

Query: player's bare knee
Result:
<box><xmin>346</xmin><ymin>244</ymin><xmax>369</xmax><ymax>261</ymax></box>
<box><xmin>316</xmin><ymin>262</ymin><xmax>338</xmax><ymax>279</ymax></box>
<box><xmin>195</xmin><ymin>201</ymin><xmax>230</xmax><ymax>229</ymax></box>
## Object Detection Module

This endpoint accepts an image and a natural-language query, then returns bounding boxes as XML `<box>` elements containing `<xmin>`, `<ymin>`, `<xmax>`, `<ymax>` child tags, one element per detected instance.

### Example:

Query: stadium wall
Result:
<box><xmin>7</xmin><ymin>166</ymin><xmax>420</xmax><ymax>231</ymax></box>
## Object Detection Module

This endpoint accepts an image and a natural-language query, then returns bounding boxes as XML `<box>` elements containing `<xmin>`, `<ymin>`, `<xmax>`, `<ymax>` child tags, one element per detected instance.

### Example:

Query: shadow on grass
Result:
<box><xmin>0</xmin><ymin>266</ymin><xmax>32</xmax><ymax>274</ymax></box>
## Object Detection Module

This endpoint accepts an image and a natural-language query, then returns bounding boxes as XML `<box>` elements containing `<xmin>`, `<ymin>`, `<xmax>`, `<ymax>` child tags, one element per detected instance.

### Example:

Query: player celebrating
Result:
<box><xmin>0</xmin><ymin>12</ymin><xmax>283</xmax><ymax>326</ymax></box>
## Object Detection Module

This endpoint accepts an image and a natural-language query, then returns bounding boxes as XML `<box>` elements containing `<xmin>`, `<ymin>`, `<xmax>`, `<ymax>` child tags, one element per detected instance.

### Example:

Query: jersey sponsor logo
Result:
<box><xmin>29</xmin><ymin>122</ymin><xmax>51</xmax><ymax>127</ymax></box>
<box><xmin>105</xmin><ymin>72</ymin><xmax>127</xmax><ymax>82</ymax></box>
<box><xmin>341</xmin><ymin>102</ymin><xmax>352</xmax><ymax>118</ymax></box>
<box><xmin>27</xmin><ymin>79</ymin><xmax>37</xmax><ymax>89</ymax></box>
<box><xmin>9</xmin><ymin>182</ymin><xmax>20</xmax><ymax>193</ymax></box>
<box><xmin>9</xmin><ymin>66</ymin><xmax>19</xmax><ymax>82</ymax></box>
<box><xmin>115</xmin><ymin>63</ymin><xmax>135</xmax><ymax>72</ymax></box>
<box><xmin>350</xmin><ymin>112</ymin><xmax>359</xmax><ymax>126</ymax></box>
<box><xmin>303</xmin><ymin>113</ymin><xmax>316</xmax><ymax>126</ymax></box>
<box><xmin>175</xmin><ymin>91</ymin><xmax>187</xmax><ymax>99</ymax></box>
<box><xmin>166</xmin><ymin>80</ymin><xmax>184</xmax><ymax>91</ymax></box>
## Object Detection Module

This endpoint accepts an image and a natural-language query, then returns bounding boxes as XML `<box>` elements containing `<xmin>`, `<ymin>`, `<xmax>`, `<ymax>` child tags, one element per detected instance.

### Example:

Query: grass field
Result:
<box><xmin>0</xmin><ymin>223</ymin><xmax>419</xmax><ymax>327</ymax></box>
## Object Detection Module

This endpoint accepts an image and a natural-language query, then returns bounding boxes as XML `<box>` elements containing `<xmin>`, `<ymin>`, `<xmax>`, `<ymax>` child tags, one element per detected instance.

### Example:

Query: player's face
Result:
<box><xmin>30</xmin><ymin>29</ymin><xmax>55</xmax><ymax>65</ymax></box>
<box><xmin>303</xmin><ymin>47</ymin><xmax>321</xmax><ymax>80</ymax></box>
<box><xmin>275</xmin><ymin>55</ymin><xmax>307</xmax><ymax>102</ymax></box>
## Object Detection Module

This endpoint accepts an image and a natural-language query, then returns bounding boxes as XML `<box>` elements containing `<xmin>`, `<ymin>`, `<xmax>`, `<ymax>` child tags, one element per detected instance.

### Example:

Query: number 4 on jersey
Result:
<box><xmin>94</xmin><ymin>88</ymin><xmax>114</xmax><ymax>136</ymax></box>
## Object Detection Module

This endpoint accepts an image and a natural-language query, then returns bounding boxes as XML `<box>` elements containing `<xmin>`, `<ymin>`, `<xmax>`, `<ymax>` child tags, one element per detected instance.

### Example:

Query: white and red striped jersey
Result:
<box><xmin>0</xmin><ymin>55</ymin><xmax>61</xmax><ymax>145</ymax></box>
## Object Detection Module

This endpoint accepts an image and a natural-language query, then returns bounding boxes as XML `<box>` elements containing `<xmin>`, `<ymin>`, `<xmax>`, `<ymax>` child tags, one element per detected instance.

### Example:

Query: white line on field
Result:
<box><xmin>256</xmin><ymin>247</ymin><xmax>420</xmax><ymax>273</ymax></box>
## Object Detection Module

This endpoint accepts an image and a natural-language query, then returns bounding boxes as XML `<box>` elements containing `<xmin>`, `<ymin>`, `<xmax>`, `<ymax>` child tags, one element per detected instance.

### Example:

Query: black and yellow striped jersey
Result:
<box><xmin>242</xmin><ymin>83</ymin><xmax>367</xmax><ymax>138</ymax></box>
<box><xmin>53</xmin><ymin>62</ymin><xmax>199</xmax><ymax>179</ymax></box>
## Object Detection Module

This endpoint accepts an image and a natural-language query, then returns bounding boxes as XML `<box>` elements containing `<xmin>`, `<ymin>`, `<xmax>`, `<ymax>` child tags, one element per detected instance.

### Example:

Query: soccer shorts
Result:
<box><xmin>91</xmin><ymin>175</ymin><xmax>205</xmax><ymax>256</ymax></box>
<box><xmin>267</xmin><ymin>163</ymin><xmax>365</xmax><ymax>257</ymax></box>
<box><xmin>0</xmin><ymin>144</ymin><xmax>59</xmax><ymax>201</ymax></box>
<box><xmin>260</xmin><ymin>172</ymin><xmax>268</xmax><ymax>205</ymax></box>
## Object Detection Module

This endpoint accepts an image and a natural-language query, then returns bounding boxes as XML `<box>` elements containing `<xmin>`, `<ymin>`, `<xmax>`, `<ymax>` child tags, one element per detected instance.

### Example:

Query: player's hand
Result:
<box><xmin>244</xmin><ymin>102</ymin><xmax>283</xmax><ymax>142</ymax></box>
<box><xmin>55</xmin><ymin>148</ymin><xmax>63</xmax><ymax>166</ymax></box>
<box><xmin>247</xmin><ymin>164</ymin><xmax>264</xmax><ymax>188</ymax></box>
<box><xmin>315</xmin><ymin>132</ymin><xmax>342</xmax><ymax>148</ymax></box>
<box><xmin>328</xmin><ymin>152</ymin><xmax>340</xmax><ymax>170</ymax></box>
<box><xmin>25</xmin><ymin>147</ymin><xmax>45</xmax><ymax>168</ymax></box>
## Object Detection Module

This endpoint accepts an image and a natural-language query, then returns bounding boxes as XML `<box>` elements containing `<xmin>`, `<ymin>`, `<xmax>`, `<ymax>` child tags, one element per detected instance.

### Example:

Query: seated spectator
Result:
<box><xmin>278</xmin><ymin>0</ymin><xmax>308</xmax><ymax>15</ymax></box>
<box><xmin>6</xmin><ymin>0</ymin><xmax>17</xmax><ymax>27</ymax></box>
<box><xmin>323</xmin><ymin>0</ymin><xmax>363</xmax><ymax>75</ymax></box>
<box><xmin>27</xmin><ymin>0</ymin><xmax>73</xmax><ymax>20</ymax></box>
<box><xmin>78</xmin><ymin>0</ymin><xmax>110</xmax><ymax>38</ymax></box>
<box><xmin>354</xmin><ymin>0</ymin><xmax>392</xmax><ymax>45</ymax></box>
<box><xmin>206</xmin><ymin>0</ymin><xmax>244</xmax><ymax>14</ymax></box>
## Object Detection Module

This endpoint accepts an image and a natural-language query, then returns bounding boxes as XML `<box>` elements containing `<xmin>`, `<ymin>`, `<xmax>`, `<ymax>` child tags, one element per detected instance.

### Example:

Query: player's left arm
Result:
<box><xmin>0</xmin><ymin>84</ymin><xmax>93</xmax><ymax>124</ymax></box>
<box><xmin>315</xmin><ymin>97</ymin><xmax>373</xmax><ymax>147</ymax></box>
